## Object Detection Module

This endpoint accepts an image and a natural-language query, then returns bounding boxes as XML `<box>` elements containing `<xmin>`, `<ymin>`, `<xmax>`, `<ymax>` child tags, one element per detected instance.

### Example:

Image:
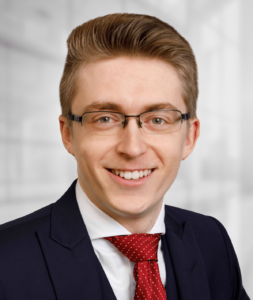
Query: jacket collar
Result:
<box><xmin>50</xmin><ymin>179</ymin><xmax>88</xmax><ymax>249</ymax></box>
<box><xmin>164</xmin><ymin>206</ymin><xmax>184</xmax><ymax>239</ymax></box>
<box><xmin>37</xmin><ymin>179</ymin><xmax>117</xmax><ymax>300</ymax></box>
<box><xmin>163</xmin><ymin>206</ymin><xmax>212</xmax><ymax>300</ymax></box>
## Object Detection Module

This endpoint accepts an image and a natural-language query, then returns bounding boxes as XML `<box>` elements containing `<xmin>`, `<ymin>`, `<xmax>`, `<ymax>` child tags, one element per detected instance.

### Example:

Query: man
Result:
<box><xmin>0</xmin><ymin>13</ymin><xmax>249</xmax><ymax>300</ymax></box>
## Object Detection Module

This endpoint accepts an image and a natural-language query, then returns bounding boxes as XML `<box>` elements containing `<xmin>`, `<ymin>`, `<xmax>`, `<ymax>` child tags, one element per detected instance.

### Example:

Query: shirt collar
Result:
<box><xmin>75</xmin><ymin>180</ymin><xmax>165</xmax><ymax>240</ymax></box>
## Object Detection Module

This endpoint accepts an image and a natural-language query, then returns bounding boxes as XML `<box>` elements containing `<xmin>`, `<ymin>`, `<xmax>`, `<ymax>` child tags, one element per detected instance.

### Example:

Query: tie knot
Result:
<box><xmin>104</xmin><ymin>233</ymin><xmax>161</xmax><ymax>263</ymax></box>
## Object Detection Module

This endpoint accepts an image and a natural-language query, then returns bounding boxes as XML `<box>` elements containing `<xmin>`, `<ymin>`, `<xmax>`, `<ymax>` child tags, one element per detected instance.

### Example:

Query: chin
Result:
<box><xmin>108</xmin><ymin>196</ymin><xmax>154</xmax><ymax>217</ymax></box>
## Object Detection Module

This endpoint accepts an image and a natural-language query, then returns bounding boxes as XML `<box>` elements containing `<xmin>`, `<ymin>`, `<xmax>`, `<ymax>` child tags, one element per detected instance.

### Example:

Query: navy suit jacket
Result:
<box><xmin>0</xmin><ymin>180</ymin><xmax>250</xmax><ymax>300</ymax></box>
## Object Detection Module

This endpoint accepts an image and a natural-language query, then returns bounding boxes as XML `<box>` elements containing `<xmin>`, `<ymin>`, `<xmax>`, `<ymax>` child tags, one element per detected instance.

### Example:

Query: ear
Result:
<box><xmin>59</xmin><ymin>115</ymin><xmax>75</xmax><ymax>156</ymax></box>
<box><xmin>182</xmin><ymin>118</ymin><xmax>200</xmax><ymax>160</ymax></box>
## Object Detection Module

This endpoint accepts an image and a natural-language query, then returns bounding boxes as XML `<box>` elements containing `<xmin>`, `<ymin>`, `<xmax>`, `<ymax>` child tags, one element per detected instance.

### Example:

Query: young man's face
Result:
<box><xmin>60</xmin><ymin>57</ymin><xmax>199</xmax><ymax>220</ymax></box>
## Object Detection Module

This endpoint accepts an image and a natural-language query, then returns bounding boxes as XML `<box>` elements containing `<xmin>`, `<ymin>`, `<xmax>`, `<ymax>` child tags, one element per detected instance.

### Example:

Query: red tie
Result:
<box><xmin>104</xmin><ymin>233</ymin><xmax>167</xmax><ymax>300</ymax></box>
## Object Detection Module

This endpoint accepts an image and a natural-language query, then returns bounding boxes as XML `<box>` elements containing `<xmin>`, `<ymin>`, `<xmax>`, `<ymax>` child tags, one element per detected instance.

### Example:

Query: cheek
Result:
<box><xmin>154</xmin><ymin>136</ymin><xmax>185</xmax><ymax>173</ymax></box>
<box><xmin>73</xmin><ymin>136</ymin><xmax>115</xmax><ymax>174</ymax></box>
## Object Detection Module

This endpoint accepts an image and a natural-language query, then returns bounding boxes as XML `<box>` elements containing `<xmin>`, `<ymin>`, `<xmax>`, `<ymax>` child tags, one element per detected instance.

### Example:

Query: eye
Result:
<box><xmin>151</xmin><ymin>118</ymin><xmax>165</xmax><ymax>125</ymax></box>
<box><xmin>98</xmin><ymin>116</ymin><xmax>112</xmax><ymax>123</ymax></box>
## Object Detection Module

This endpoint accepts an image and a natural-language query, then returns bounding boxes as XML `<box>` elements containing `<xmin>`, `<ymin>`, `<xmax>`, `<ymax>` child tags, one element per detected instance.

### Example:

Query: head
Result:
<box><xmin>59</xmin><ymin>13</ymin><xmax>200</xmax><ymax>230</ymax></box>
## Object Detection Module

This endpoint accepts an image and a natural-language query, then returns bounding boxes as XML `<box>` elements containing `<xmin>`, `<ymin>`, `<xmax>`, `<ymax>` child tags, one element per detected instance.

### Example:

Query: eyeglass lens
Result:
<box><xmin>81</xmin><ymin>110</ymin><xmax>183</xmax><ymax>136</ymax></box>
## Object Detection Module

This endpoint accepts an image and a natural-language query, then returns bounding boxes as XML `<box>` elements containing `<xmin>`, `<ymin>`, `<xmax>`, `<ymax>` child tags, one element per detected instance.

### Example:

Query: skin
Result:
<box><xmin>59</xmin><ymin>56</ymin><xmax>200</xmax><ymax>233</ymax></box>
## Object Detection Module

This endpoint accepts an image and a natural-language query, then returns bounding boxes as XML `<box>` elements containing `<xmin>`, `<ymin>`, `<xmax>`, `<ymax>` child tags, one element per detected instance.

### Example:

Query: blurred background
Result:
<box><xmin>0</xmin><ymin>0</ymin><xmax>252</xmax><ymax>296</ymax></box>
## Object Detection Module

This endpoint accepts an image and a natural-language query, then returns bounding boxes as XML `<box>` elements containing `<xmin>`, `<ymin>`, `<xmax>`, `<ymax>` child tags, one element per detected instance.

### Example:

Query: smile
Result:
<box><xmin>109</xmin><ymin>169</ymin><xmax>153</xmax><ymax>180</ymax></box>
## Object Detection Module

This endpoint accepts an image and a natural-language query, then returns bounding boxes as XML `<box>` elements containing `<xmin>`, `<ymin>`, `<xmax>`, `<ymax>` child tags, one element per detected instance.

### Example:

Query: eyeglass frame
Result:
<box><xmin>68</xmin><ymin>109</ymin><xmax>190</xmax><ymax>132</ymax></box>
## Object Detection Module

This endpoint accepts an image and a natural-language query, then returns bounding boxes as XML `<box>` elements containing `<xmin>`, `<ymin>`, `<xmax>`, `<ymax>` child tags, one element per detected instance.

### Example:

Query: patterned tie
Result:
<box><xmin>104</xmin><ymin>233</ymin><xmax>167</xmax><ymax>300</ymax></box>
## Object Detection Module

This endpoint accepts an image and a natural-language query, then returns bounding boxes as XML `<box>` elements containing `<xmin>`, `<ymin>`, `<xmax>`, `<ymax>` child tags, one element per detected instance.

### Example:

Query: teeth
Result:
<box><xmin>111</xmin><ymin>169</ymin><xmax>153</xmax><ymax>180</ymax></box>
<box><xmin>124</xmin><ymin>171</ymin><xmax>131</xmax><ymax>180</ymax></box>
<box><xmin>131</xmin><ymin>171</ymin><xmax>139</xmax><ymax>180</ymax></box>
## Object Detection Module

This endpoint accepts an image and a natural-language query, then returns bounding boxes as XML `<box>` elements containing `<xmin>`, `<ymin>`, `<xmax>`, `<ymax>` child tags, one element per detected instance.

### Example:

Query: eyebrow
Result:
<box><xmin>143</xmin><ymin>102</ymin><xmax>178</xmax><ymax>111</ymax></box>
<box><xmin>81</xmin><ymin>101</ymin><xmax>179</xmax><ymax>114</ymax></box>
<box><xmin>82</xmin><ymin>102</ymin><xmax>122</xmax><ymax>114</ymax></box>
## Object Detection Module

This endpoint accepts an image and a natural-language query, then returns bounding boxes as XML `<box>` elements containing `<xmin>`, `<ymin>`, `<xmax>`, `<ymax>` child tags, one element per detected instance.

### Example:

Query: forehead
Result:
<box><xmin>72</xmin><ymin>57</ymin><xmax>186</xmax><ymax>114</ymax></box>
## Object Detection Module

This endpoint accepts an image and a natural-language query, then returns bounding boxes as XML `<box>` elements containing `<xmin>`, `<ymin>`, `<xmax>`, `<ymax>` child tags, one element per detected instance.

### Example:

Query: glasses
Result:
<box><xmin>68</xmin><ymin>109</ymin><xmax>190</xmax><ymax>136</ymax></box>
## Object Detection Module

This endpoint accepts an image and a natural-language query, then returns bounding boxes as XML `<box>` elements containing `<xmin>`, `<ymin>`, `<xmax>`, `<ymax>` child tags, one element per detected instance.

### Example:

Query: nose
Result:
<box><xmin>116</xmin><ymin>117</ymin><xmax>147</xmax><ymax>158</ymax></box>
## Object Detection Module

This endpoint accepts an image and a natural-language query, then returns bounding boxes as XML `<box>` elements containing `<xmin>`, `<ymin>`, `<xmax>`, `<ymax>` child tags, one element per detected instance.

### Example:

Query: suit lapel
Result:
<box><xmin>161</xmin><ymin>234</ymin><xmax>179</xmax><ymax>300</ymax></box>
<box><xmin>37</xmin><ymin>180</ymin><xmax>116</xmax><ymax>300</ymax></box>
<box><xmin>163</xmin><ymin>208</ymin><xmax>211</xmax><ymax>300</ymax></box>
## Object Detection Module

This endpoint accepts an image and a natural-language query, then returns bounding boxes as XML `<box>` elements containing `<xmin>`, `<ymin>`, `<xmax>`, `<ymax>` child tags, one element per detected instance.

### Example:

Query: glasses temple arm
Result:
<box><xmin>182</xmin><ymin>113</ymin><xmax>190</xmax><ymax>121</ymax></box>
<box><xmin>68</xmin><ymin>113</ymin><xmax>82</xmax><ymax>123</ymax></box>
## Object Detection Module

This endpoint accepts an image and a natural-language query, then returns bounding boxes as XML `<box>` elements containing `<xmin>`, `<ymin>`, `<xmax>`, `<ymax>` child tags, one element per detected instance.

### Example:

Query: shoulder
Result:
<box><xmin>164</xmin><ymin>204</ymin><xmax>232</xmax><ymax>253</ymax></box>
<box><xmin>164</xmin><ymin>205</ymin><xmax>234</xmax><ymax>267</ymax></box>
<box><xmin>165</xmin><ymin>205</ymin><xmax>250</xmax><ymax>299</ymax></box>
<box><xmin>0</xmin><ymin>203</ymin><xmax>55</xmax><ymax>289</ymax></box>
<box><xmin>0</xmin><ymin>203</ymin><xmax>53</xmax><ymax>231</ymax></box>
<box><xmin>164</xmin><ymin>205</ymin><xmax>250</xmax><ymax>299</ymax></box>
<box><xmin>165</xmin><ymin>204</ymin><xmax>212</xmax><ymax>221</ymax></box>
<box><xmin>0</xmin><ymin>203</ymin><xmax>53</xmax><ymax>246</ymax></box>
<box><xmin>0</xmin><ymin>180</ymin><xmax>77</xmax><ymax>248</ymax></box>
<box><xmin>165</xmin><ymin>204</ymin><xmax>225</xmax><ymax>235</ymax></box>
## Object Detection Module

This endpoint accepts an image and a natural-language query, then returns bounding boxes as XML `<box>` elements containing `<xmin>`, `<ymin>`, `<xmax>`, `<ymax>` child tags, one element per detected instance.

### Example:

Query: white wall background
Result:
<box><xmin>0</xmin><ymin>0</ymin><xmax>252</xmax><ymax>297</ymax></box>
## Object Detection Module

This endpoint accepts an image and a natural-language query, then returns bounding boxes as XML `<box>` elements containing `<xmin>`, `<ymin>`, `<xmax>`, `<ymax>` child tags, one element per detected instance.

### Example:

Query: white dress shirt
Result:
<box><xmin>75</xmin><ymin>180</ymin><xmax>166</xmax><ymax>300</ymax></box>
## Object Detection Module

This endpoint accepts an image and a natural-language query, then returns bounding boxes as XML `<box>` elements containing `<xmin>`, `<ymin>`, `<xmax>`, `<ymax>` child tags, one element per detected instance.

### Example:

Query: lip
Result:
<box><xmin>106</xmin><ymin>168</ymin><xmax>155</xmax><ymax>187</ymax></box>
<box><xmin>109</xmin><ymin>168</ymin><xmax>154</xmax><ymax>172</ymax></box>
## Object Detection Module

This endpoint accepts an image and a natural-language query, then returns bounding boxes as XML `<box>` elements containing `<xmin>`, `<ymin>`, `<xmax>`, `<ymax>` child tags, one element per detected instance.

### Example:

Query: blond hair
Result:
<box><xmin>60</xmin><ymin>13</ymin><xmax>198</xmax><ymax>120</ymax></box>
